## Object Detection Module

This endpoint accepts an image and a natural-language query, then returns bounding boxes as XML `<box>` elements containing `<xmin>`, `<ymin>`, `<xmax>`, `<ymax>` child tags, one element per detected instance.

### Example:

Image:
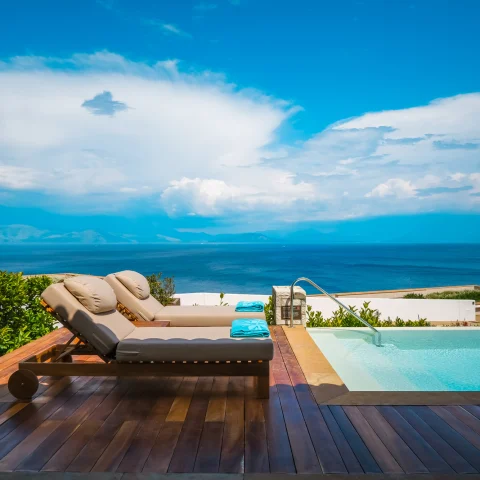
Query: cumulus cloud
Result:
<box><xmin>161</xmin><ymin>174</ymin><xmax>316</xmax><ymax>217</ymax></box>
<box><xmin>1</xmin><ymin>52</ymin><xmax>480</xmax><ymax>226</ymax></box>
<box><xmin>366</xmin><ymin>179</ymin><xmax>416</xmax><ymax>198</ymax></box>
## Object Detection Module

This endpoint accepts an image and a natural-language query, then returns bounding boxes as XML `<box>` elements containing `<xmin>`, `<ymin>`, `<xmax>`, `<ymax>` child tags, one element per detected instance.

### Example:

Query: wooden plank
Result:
<box><xmin>117</xmin><ymin>377</ymin><xmax>183</xmax><ymax>473</ymax></box>
<box><xmin>274</xmin><ymin>327</ymin><xmax>346</xmax><ymax>474</ymax></box>
<box><xmin>0</xmin><ymin>329</ymin><xmax>68</xmax><ymax>370</ymax></box>
<box><xmin>0</xmin><ymin>420</ymin><xmax>60</xmax><ymax>471</ymax></box>
<box><xmin>441</xmin><ymin>406</ymin><xmax>480</xmax><ymax>436</ymax></box>
<box><xmin>430</xmin><ymin>406</ymin><xmax>480</xmax><ymax>450</ymax></box>
<box><xmin>39</xmin><ymin>377</ymin><xmax>118</xmax><ymax>472</ymax></box>
<box><xmin>41</xmin><ymin>420</ymin><xmax>103</xmax><ymax>472</ymax></box>
<box><xmin>261</xmin><ymin>371</ymin><xmax>295</xmax><ymax>474</ymax></box>
<box><xmin>194</xmin><ymin>422</ymin><xmax>224</xmax><ymax>473</ymax></box>
<box><xmin>32</xmin><ymin>375</ymin><xmax>81</xmax><ymax>404</ymax></box>
<box><xmin>0</xmin><ymin>404</ymin><xmax>28</xmax><ymax>428</ymax></box>
<box><xmin>72</xmin><ymin>380</ymin><xmax>158</xmax><ymax>473</ymax></box>
<box><xmin>205</xmin><ymin>376</ymin><xmax>229</xmax><ymax>422</ymax></box>
<box><xmin>141</xmin><ymin>422</ymin><xmax>183</xmax><ymax>473</ymax></box>
<box><xmin>396</xmin><ymin>406</ymin><xmax>476</xmax><ymax>474</ymax></box>
<box><xmin>0</xmin><ymin>403</ymin><xmax>42</xmax><ymax>442</ymax></box>
<box><xmin>165</xmin><ymin>376</ymin><xmax>198</xmax><ymax>422</ymax></box>
<box><xmin>411</xmin><ymin>406</ymin><xmax>480</xmax><ymax>471</ymax></box>
<box><xmin>464</xmin><ymin>405</ymin><xmax>480</xmax><ymax>420</ymax></box>
<box><xmin>244</xmin><ymin>376</ymin><xmax>268</xmax><ymax>474</ymax></box>
<box><xmin>358</xmin><ymin>406</ymin><xmax>428</xmax><ymax>474</ymax></box>
<box><xmin>318</xmin><ymin>405</ymin><xmax>363</xmax><ymax>474</ymax></box>
<box><xmin>65</xmin><ymin>381</ymin><xmax>138</xmax><ymax>472</ymax></box>
<box><xmin>218</xmin><ymin>376</ymin><xmax>245</xmax><ymax>474</ymax></box>
<box><xmin>343</xmin><ymin>406</ymin><xmax>403</xmax><ymax>474</ymax></box>
<box><xmin>168</xmin><ymin>376</ymin><xmax>214</xmax><ymax>473</ymax></box>
<box><xmin>377</xmin><ymin>406</ymin><xmax>453</xmax><ymax>473</ymax></box>
<box><xmin>329</xmin><ymin>406</ymin><xmax>380</xmax><ymax>474</ymax></box>
<box><xmin>16</xmin><ymin>376</ymin><xmax>112</xmax><ymax>471</ymax></box>
<box><xmin>0</xmin><ymin>374</ymin><xmax>92</xmax><ymax>460</ymax></box>
<box><xmin>91</xmin><ymin>420</ymin><xmax>139</xmax><ymax>472</ymax></box>
<box><xmin>269</xmin><ymin>329</ymin><xmax>321</xmax><ymax>474</ymax></box>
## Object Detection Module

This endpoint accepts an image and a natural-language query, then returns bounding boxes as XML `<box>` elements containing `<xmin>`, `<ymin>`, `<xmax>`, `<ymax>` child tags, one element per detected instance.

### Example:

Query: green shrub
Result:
<box><xmin>403</xmin><ymin>290</ymin><xmax>480</xmax><ymax>301</ymax></box>
<box><xmin>0</xmin><ymin>272</ymin><xmax>56</xmax><ymax>356</ymax></box>
<box><xmin>219</xmin><ymin>292</ymin><xmax>228</xmax><ymax>306</ymax></box>
<box><xmin>426</xmin><ymin>290</ymin><xmax>480</xmax><ymax>301</ymax></box>
<box><xmin>146</xmin><ymin>272</ymin><xmax>175</xmax><ymax>306</ymax></box>
<box><xmin>306</xmin><ymin>301</ymin><xmax>430</xmax><ymax>328</ymax></box>
<box><xmin>403</xmin><ymin>293</ymin><xmax>425</xmax><ymax>299</ymax></box>
<box><xmin>264</xmin><ymin>296</ymin><xmax>274</xmax><ymax>325</ymax></box>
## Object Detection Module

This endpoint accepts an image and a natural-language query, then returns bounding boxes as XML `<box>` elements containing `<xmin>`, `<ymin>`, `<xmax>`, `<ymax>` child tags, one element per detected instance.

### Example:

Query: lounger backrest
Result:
<box><xmin>105</xmin><ymin>271</ymin><xmax>163</xmax><ymax>321</ymax></box>
<box><xmin>41</xmin><ymin>276</ymin><xmax>135</xmax><ymax>356</ymax></box>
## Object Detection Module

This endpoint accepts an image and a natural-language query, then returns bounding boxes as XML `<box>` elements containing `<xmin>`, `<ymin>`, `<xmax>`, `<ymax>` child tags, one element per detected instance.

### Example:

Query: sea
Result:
<box><xmin>1</xmin><ymin>243</ymin><xmax>479</xmax><ymax>294</ymax></box>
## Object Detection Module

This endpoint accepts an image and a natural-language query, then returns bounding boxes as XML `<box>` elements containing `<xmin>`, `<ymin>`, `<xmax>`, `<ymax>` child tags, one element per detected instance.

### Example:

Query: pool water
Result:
<box><xmin>308</xmin><ymin>328</ymin><xmax>480</xmax><ymax>391</ymax></box>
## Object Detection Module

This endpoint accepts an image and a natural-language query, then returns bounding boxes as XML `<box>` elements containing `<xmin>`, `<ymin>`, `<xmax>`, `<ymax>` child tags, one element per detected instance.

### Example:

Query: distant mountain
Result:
<box><xmin>0</xmin><ymin>224</ymin><xmax>273</xmax><ymax>244</ymax></box>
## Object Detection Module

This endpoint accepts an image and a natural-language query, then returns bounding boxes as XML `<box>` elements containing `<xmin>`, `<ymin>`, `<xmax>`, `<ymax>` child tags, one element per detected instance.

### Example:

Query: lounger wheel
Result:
<box><xmin>59</xmin><ymin>354</ymin><xmax>73</xmax><ymax>363</ymax></box>
<box><xmin>8</xmin><ymin>369</ymin><xmax>39</xmax><ymax>400</ymax></box>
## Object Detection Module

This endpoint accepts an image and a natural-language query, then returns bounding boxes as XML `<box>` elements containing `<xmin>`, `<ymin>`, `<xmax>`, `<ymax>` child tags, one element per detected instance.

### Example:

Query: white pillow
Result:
<box><xmin>64</xmin><ymin>275</ymin><xmax>117</xmax><ymax>314</ymax></box>
<box><xmin>115</xmin><ymin>270</ymin><xmax>150</xmax><ymax>300</ymax></box>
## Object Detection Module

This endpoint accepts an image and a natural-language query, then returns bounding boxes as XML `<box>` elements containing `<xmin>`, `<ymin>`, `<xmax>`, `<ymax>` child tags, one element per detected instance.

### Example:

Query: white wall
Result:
<box><xmin>307</xmin><ymin>297</ymin><xmax>476</xmax><ymax>323</ymax></box>
<box><xmin>174</xmin><ymin>293</ymin><xmax>476</xmax><ymax>323</ymax></box>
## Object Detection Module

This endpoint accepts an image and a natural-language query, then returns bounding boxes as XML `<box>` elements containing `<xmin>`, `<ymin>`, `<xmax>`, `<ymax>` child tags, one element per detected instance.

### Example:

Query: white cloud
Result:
<box><xmin>450</xmin><ymin>172</ymin><xmax>467</xmax><ymax>182</ymax></box>
<box><xmin>365</xmin><ymin>179</ymin><xmax>416</xmax><ymax>198</ymax></box>
<box><xmin>161</xmin><ymin>174</ymin><xmax>316</xmax><ymax>216</ymax></box>
<box><xmin>0</xmin><ymin>166</ymin><xmax>40</xmax><ymax>190</ymax></box>
<box><xmin>145</xmin><ymin>21</ymin><xmax>192</xmax><ymax>38</ymax></box>
<box><xmin>0</xmin><ymin>52</ymin><xmax>299</xmax><ymax>210</ymax></box>
<box><xmin>1</xmin><ymin>52</ymin><xmax>480</xmax><ymax>225</ymax></box>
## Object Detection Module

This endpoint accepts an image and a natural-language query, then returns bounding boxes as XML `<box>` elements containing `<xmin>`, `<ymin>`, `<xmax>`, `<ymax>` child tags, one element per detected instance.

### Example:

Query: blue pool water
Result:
<box><xmin>308</xmin><ymin>328</ymin><xmax>480</xmax><ymax>391</ymax></box>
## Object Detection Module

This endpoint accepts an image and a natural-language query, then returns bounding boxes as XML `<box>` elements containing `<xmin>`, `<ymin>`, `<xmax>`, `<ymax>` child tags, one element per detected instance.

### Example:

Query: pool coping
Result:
<box><xmin>283</xmin><ymin>326</ymin><xmax>480</xmax><ymax>405</ymax></box>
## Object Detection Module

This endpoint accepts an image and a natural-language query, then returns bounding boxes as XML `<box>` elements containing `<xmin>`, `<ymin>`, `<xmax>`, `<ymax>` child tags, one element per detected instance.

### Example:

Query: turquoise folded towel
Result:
<box><xmin>231</xmin><ymin>318</ymin><xmax>270</xmax><ymax>338</ymax></box>
<box><xmin>235</xmin><ymin>300</ymin><xmax>264</xmax><ymax>312</ymax></box>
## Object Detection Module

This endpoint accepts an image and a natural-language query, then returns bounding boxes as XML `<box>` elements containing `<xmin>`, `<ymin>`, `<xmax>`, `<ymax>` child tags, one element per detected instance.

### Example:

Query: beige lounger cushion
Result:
<box><xmin>105</xmin><ymin>273</ymin><xmax>163</xmax><ymax>321</ymax></box>
<box><xmin>155</xmin><ymin>305</ymin><xmax>266</xmax><ymax>327</ymax></box>
<box><xmin>64</xmin><ymin>275</ymin><xmax>117</xmax><ymax>314</ymax></box>
<box><xmin>116</xmin><ymin>326</ymin><xmax>273</xmax><ymax>362</ymax></box>
<box><xmin>42</xmin><ymin>282</ymin><xmax>135</xmax><ymax>356</ymax></box>
<box><xmin>115</xmin><ymin>270</ymin><xmax>150</xmax><ymax>300</ymax></box>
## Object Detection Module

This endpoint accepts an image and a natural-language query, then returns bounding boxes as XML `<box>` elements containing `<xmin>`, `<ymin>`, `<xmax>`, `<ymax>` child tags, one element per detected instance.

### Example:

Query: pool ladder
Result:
<box><xmin>290</xmin><ymin>277</ymin><xmax>382</xmax><ymax>347</ymax></box>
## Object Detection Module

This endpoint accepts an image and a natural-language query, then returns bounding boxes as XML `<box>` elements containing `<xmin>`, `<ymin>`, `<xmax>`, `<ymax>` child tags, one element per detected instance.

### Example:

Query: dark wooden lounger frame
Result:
<box><xmin>9</xmin><ymin>300</ymin><xmax>270</xmax><ymax>400</ymax></box>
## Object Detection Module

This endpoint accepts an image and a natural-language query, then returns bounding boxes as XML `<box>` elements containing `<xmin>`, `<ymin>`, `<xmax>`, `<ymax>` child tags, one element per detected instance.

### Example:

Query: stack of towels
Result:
<box><xmin>231</xmin><ymin>300</ymin><xmax>269</xmax><ymax>338</ymax></box>
<box><xmin>231</xmin><ymin>319</ymin><xmax>270</xmax><ymax>338</ymax></box>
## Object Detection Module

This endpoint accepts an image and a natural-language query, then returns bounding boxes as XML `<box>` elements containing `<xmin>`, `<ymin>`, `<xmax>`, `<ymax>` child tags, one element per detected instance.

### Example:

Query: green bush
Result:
<box><xmin>403</xmin><ymin>293</ymin><xmax>425</xmax><ymax>299</ymax></box>
<box><xmin>146</xmin><ymin>272</ymin><xmax>175</xmax><ymax>305</ymax></box>
<box><xmin>264</xmin><ymin>296</ymin><xmax>274</xmax><ymax>325</ymax></box>
<box><xmin>404</xmin><ymin>290</ymin><xmax>480</xmax><ymax>301</ymax></box>
<box><xmin>306</xmin><ymin>301</ymin><xmax>430</xmax><ymax>328</ymax></box>
<box><xmin>0</xmin><ymin>272</ymin><xmax>56</xmax><ymax>356</ymax></box>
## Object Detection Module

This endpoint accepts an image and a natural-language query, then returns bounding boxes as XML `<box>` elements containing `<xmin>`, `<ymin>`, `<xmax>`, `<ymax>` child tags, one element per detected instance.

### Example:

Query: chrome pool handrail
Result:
<box><xmin>290</xmin><ymin>277</ymin><xmax>382</xmax><ymax>347</ymax></box>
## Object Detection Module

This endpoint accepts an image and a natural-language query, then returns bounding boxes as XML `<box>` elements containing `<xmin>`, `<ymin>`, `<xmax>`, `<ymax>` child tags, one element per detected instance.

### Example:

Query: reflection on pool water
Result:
<box><xmin>308</xmin><ymin>328</ymin><xmax>480</xmax><ymax>391</ymax></box>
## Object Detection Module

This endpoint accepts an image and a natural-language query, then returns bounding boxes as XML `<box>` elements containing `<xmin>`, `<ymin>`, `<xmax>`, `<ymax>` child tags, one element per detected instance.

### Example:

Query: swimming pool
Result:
<box><xmin>308</xmin><ymin>328</ymin><xmax>480</xmax><ymax>391</ymax></box>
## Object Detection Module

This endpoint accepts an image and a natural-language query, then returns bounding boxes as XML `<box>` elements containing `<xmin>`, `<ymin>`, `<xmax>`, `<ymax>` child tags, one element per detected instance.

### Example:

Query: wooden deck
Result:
<box><xmin>0</xmin><ymin>327</ymin><xmax>480</xmax><ymax>477</ymax></box>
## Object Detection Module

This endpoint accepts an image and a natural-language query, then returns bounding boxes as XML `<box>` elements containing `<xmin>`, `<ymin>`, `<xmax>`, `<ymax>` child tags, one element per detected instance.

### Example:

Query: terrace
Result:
<box><xmin>1</xmin><ymin>324</ymin><xmax>480</xmax><ymax>479</ymax></box>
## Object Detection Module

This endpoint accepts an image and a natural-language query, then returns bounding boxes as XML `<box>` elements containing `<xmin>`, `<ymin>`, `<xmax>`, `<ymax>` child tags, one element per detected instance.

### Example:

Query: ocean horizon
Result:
<box><xmin>1</xmin><ymin>243</ymin><xmax>479</xmax><ymax>295</ymax></box>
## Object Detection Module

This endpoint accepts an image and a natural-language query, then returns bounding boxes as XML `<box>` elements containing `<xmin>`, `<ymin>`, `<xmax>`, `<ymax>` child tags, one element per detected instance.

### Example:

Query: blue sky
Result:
<box><xmin>0</xmin><ymin>0</ymin><xmax>479</xmax><ymax>243</ymax></box>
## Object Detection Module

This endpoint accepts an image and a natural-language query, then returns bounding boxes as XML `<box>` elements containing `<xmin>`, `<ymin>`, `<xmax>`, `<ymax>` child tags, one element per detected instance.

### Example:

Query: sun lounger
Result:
<box><xmin>105</xmin><ymin>270</ymin><xmax>266</xmax><ymax>326</ymax></box>
<box><xmin>7</xmin><ymin>276</ymin><xmax>273</xmax><ymax>400</ymax></box>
